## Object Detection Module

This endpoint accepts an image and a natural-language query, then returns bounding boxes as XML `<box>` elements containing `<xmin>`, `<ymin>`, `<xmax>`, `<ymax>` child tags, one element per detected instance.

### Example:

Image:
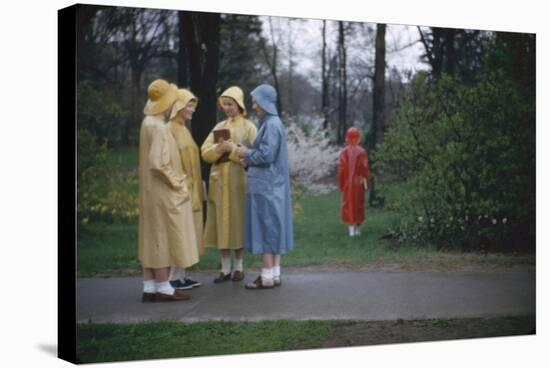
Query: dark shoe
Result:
<box><xmin>171</xmin><ymin>278</ymin><xmax>201</xmax><ymax>290</ymax></box>
<box><xmin>274</xmin><ymin>276</ymin><xmax>281</xmax><ymax>287</ymax></box>
<box><xmin>231</xmin><ymin>270</ymin><xmax>245</xmax><ymax>282</ymax></box>
<box><xmin>182</xmin><ymin>277</ymin><xmax>201</xmax><ymax>288</ymax></box>
<box><xmin>170</xmin><ymin>279</ymin><xmax>192</xmax><ymax>290</ymax></box>
<box><xmin>213</xmin><ymin>272</ymin><xmax>231</xmax><ymax>283</ymax></box>
<box><xmin>245</xmin><ymin>276</ymin><xmax>274</xmax><ymax>289</ymax></box>
<box><xmin>142</xmin><ymin>292</ymin><xmax>156</xmax><ymax>303</ymax></box>
<box><xmin>155</xmin><ymin>290</ymin><xmax>190</xmax><ymax>302</ymax></box>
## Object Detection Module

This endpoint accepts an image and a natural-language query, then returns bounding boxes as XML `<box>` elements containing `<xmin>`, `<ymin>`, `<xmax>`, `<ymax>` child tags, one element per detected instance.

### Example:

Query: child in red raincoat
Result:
<box><xmin>338</xmin><ymin>127</ymin><xmax>371</xmax><ymax>236</ymax></box>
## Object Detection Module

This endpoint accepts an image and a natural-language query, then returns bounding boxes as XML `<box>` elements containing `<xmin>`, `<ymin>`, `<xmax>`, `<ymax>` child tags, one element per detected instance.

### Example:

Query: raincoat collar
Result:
<box><xmin>251</xmin><ymin>84</ymin><xmax>278</xmax><ymax>116</ymax></box>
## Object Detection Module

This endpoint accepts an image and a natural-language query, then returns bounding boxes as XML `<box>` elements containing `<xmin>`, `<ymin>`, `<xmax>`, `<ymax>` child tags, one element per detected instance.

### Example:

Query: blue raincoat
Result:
<box><xmin>243</xmin><ymin>84</ymin><xmax>294</xmax><ymax>254</ymax></box>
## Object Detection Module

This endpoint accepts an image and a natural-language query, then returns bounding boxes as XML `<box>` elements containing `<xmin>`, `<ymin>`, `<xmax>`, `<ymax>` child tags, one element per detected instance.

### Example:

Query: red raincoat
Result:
<box><xmin>338</xmin><ymin>128</ymin><xmax>371</xmax><ymax>225</ymax></box>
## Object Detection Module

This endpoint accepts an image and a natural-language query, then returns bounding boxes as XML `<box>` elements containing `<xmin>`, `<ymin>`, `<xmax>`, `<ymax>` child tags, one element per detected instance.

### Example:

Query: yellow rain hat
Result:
<box><xmin>143</xmin><ymin>79</ymin><xmax>178</xmax><ymax>116</ymax></box>
<box><xmin>170</xmin><ymin>89</ymin><xmax>199</xmax><ymax>120</ymax></box>
<box><xmin>219</xmin><ymin>86</ymin><xmax>247</xmax><ymax>116</ymax></box>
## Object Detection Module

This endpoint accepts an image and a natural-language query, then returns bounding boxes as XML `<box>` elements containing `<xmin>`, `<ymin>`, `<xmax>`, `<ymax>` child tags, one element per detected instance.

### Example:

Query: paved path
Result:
<box><xmin>77</xmin><ymin>270</ymin><xmax>535</xmax><ymax>323</ymax></box>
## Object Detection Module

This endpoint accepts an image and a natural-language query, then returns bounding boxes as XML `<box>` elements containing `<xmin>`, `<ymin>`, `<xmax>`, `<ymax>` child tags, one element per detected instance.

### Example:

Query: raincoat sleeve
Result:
<box><xmin>149</xmin><ymin>126</ymin><xmax>186</xmax><ymax>190</ymax></box>
<box><xmin>180</xmin><ymin>146</ymin><xmax>202</xmax><ymax>210</ymax></box>
<box><xmin>180</xmin><ymin>146</ymin><xmax>194</xmax><ymax>190</ymax></box>
<box><xmin>228</xmin><ymin>121</ymin><xmax>258</xmax><ymax>163</ymax></box>
<box><xmin>201</xmin><ymin>128</ymin><xmax>223</xmax><ymax>163</ymax></box>
<box><xmin>338</xmin><ymin>150</ymin><xmax>347</xmax><ymax>191</ymax></box>
<box><xmin>245</xmin><ymin>122</ymin><xmax>279</xmax><ymax>167</ymax></box>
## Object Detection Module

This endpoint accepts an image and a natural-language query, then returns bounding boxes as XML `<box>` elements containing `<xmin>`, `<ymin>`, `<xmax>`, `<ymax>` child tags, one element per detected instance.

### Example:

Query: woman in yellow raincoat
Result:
<box><xmin>166</xmin><ymin>88</ymin><xmax>204</xmax><ymax>290</ymax></box>
<box><xmin>201</xmin><ymin>86</ymin><xmax>257</xmax><ymax>283</ymax></box>
<box><xmin>138</xmin><ymin>79</ymin><xmax>198</xmax><ymax>302</ymax></box>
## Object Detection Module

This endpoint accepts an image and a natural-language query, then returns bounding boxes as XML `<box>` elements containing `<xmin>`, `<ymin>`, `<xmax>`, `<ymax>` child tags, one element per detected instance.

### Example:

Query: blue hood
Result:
<box><xmin>251</xmin><ymin>84</ymin><xmax>278</xmax><ymax>116</ymax></box>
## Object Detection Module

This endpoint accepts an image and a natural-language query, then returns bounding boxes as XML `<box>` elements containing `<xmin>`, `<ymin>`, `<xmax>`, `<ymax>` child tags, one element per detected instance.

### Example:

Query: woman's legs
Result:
<box><xmin>234</xmin><ymin>248</ymin><xmax>244</xmax><ymax>270</ymax></box>
<box><xmin>262</xmin><ymin>253</ymin><xmax>274</xmax><ymax>268</ymax></box>
<box><xmin>273</xmin><ymin>254</ymin><xmax>281</xmax><ymax>286</ymax></box>
<box><xmin>220</xmin><ymin>249</ymin><xmax>231</xmax><ymax>275</ymax></box>
<box><xmin>142</xmin><ymin>268</ymin><xmax>156</xmax><ymax>295</ymax></box>
<box><xmin>214</xmin><ymin>249</ymin><xmax>232</xmax><ymax>283</ymax></box>
<box><xmin>153</xmin><ymin>267</ymin><xmax>175</xmax><ymax>295</ymax></box>
<box><xmin>231</xmin><ymin>248</ymin><xmax>245</xmax><ymax>281</ymax></box>
<box><xmin>259</xmin><ymin>253</ymin><xmax>275</xmax><ymax>286</ymax></box>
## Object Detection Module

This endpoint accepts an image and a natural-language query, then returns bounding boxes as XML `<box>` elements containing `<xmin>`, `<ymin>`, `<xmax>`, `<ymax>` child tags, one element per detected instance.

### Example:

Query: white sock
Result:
<box><xmin>156</xmin><ymin>281</ymin><xmax>175</xmax><ymax>295</ymax></box>
<box><xmin>355</xmin><ymin>225</ymin><xmax>361</xmax><ymax>235</ymax></box>
<box><xmin>273</xmin><ymin>266</ymin><xmax>281</xmax><ymax>277</ymax></box>
<box><xmin>348</xmin><ymin>225</ymin><xmax>355</xmax><ymax>236</ymax></box>
<box><xmin>261</xmin><ymin>268</ymin><xmax>273</xmax><ymax>280</ymax></box>
<box><xmin>234</xmin><ymin>257</ymin><xmax>244</xmax><ymax>272</ymax></box>
<box><xmin>143</xmin><ymin>279</ymin><xmax>156</xmax><ymax>293</ymax></box>
<box><xmin>221</xmin><ymin>257</ymin><xmax>231</xmax><ymax>275</ymax></box>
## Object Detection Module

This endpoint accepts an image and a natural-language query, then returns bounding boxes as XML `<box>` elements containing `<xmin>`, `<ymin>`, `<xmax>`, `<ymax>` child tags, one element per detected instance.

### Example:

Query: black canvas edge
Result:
<box><xmin>58</xmin><ymin>4</ymin><xmax>78</xmax><ymax>364</ymax></box>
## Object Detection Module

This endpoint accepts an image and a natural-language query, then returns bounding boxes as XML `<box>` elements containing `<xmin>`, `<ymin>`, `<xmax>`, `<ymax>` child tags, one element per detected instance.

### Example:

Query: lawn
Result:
<box><xmin>77</xmin><ymin>189</ymin><xmax>534</xmax><ymax>277</ymax></box>
<box><xmin>76</xmin><ymin>316</ymin><xmax>535</xmax><ymax>363</ymax></box>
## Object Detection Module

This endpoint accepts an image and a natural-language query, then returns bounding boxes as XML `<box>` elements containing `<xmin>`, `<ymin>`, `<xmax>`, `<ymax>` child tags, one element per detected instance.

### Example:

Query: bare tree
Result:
<box><xmin>111</xmin><ymin>8</ymin><xmax>174</xmax><ymax>145</ymax></box>
<box><xmin>321</xmin><ymin>20</ymin><xmax>330</xmax><ymax>130</ymax></box>
<box><xmin>418</xmin><ymin>26</ymin><xmax>458</xmax><ymax>80</ymax></box>
<box><xmin>261</xmin><ymin>17</ymin><xmax>283</xmax><ymax>115</ymax></box>
<box><xmin>337</xmin><ymin>21</ymin><xmax>348</xmax><ymax>144</ymax></box>
<box><xmin>372</xmin><ymin>23</ymin><xmax>386</xmax><ymax>147</ymax></box>
<box><xmin>287</xmin><ymin>19</ymin><xmax>295</xmax><ymax>116</ymax></box>
<box><xmin>177</xmin><ymin>11</ymin><xmax>189</xmax><ymax>87</ymax></box>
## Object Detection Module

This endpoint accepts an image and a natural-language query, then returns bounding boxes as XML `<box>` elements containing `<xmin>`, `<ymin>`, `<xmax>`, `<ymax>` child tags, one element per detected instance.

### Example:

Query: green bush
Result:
<box><xmin>77</xmin><ymin>80</ymin><xmax>128</xmax><ymax>146</ymax></box>
<box><xmin>77</xmin><ymin>130</ymin><xmax>138</xmax><ymax>224</ymax></box>
<box><xmin>374</xmin><ymin>71</ymin><xmax>534</xmax><ymax>251</ymax></box>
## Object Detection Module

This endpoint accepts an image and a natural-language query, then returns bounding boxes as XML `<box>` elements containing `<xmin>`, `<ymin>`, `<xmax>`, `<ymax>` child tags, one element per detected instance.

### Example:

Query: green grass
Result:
<box><xmin>77</xmin><ymin>189</ymin><xmax>534</xmax><ymax>277</ymax></box>
<box><xmin>76</xmin><ymin>316</ymin><xmax>535</xmax><ymax>363</ymax></box>
<box><xmin>110</xmin><ymin>145</ymin><xmax>138</xmax><ymax>171</ymax></box>
<box><xmin>77</xmin><ymin>320</ymin><xmax>341</xmax><ymax>363</ymax></box>
<box><xmin>288</xmin><ymin>191</ymin><xmax>400</xmax><ymax>265</ymax></box>
<box><xmin>77</xmin><ymin>223</ymin><xmax>140</xmax><ymax>277</ymax></box>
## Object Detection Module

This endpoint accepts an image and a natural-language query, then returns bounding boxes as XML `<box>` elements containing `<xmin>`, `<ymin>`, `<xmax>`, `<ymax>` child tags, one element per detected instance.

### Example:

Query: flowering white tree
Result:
<box><xmin>286</xmin><ymin>121</ymin><xmax>340</xmax><ymax>193</ymax></box>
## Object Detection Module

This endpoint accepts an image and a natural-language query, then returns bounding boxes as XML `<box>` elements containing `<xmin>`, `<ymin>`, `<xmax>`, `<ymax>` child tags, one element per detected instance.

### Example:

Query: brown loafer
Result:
<box><xmin>155</xmin><ymin>290</ymin><xmax>190</xmax><ymax>302</ymax></box>
<box><xmin>245</xmin><ymin>276</ymin><xmax>274</xmax><ymax>289</ymax></box>
<box><xmin>142</xmin><ymin>292</ymin><xmax>156</xmax><ymax>303</ymax></box>
<box><xmin>214</xmin><ymin>272</ymin><xmax>231</xmax><ymax>283</ymax></box>
<box><xmin>231</xmin><ymin>270</ymin><xmax>245</xmax><ymax>282</ymax></box>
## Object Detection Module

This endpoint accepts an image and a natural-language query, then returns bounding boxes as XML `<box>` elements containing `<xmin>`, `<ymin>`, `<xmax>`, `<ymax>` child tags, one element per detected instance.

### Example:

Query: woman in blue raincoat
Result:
<box><xmin>234</xmin><ymin>84</ymin><xmax>294</xmax><ymax>289</ymax></box>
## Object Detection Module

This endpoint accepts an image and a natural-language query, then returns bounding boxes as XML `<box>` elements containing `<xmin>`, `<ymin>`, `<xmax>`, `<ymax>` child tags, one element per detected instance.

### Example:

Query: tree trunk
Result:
<box><xmin>287</xmin><ymin>19</ymin><xmax>294</xmax><ymax>117</ymax></box>
<box><xmin>368</xmin><ymin>23</ymin><xmax>387</xmax><ymax>208</ymax></box>
<box><xmin>180</xmin><ymin>11</ymin><xmax>201</xmax><ymax>95</ymax></box>
<box><xmin>194</xmin><ymin>13</ymin><xmax>221</xmax><ymax>146</ymax></box>
<box><xmin>443</xmin><ymin>28</ymin><xmax>457</xmax><ymax>76</ymax></box>
<box><xmin>373</xmin><ymin>23</ymin><xmax>386</xmax><ymax>147</ymax></box>
<box><xmin>337</xmin><ymin>21</ymin><xmax>347</xmax><ymax>144</ymax></box>
<box><xmin>321</xmin><ymin>20</ymin><xmax>329</xmax><ymax>130</ymax></box>
<box><xmin>265</xmin><ymin>18</ymin><xmax>283</xmax><ymax>116</ymax></box>
<box><xmin>180</xmin><ymin>12</ymin><xmax>221</xmax><ymax>181</ymax></box>
<box><xmin>432</xmin><ymin>27</ymin><xmax>444</xmax><ymax>79</ymax></box>
<box><xmin>177</xmin><ymin>11</ymin><xmax>189</xmax><ymax>88</ymax></box>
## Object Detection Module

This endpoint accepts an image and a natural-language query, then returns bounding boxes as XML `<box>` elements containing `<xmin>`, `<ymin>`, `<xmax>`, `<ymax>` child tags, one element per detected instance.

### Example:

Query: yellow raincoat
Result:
<box><xmin>168</xmin><ymin>89</ymin><xmax>205</xmax><ymax>255</ymax></box>
<box><xmin>138</xmin><ymin>114</ymin><xmax>199</xmax><ymax>268</ymax></box>
<box><xmin>201</xmin><ymin>87</ymin><xmax>257</xmax><ymax>250</ymax></box>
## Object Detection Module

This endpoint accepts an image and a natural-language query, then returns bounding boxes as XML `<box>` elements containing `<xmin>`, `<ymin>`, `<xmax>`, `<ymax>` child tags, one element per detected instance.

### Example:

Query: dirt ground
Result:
<box><xmin>318</xmin><ymin>315</ymin><xmax>535</xmax><ymax>348</ymax></box>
